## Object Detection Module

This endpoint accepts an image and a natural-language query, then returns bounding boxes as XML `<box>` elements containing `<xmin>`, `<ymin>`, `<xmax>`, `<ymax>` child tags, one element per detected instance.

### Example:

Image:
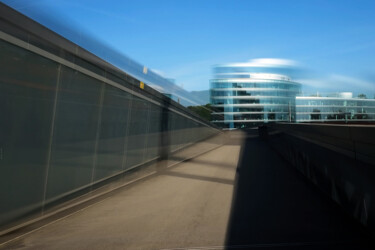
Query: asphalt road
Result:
<box><xmin>3</xmin><ymin>130</ymin><xmax>374</xmax><ymax>249</ymax></box>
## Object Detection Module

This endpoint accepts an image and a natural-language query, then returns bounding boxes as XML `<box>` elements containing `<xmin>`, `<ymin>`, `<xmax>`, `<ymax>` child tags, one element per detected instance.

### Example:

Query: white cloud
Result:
<box><xmin>166</xmin><ymin>60</ymin><xmax>213</xmax><ymax>78</ymax></box>
<box><xmin>329</xmin><ymin>74</ymin><xmax>375</xmax><ymax>90</ymax></box>
<box><xmin>297</xmin><ymin>79</ymin><xmax>328</xmax><ymax>89</ymax></box>
<box><xmin>158</xmin><ymin>60</ymin><xmax>214</xmax><ymax>91</ymax></box>
<box><xmin>298</xmin><ymin>74</ymin><xmax>375</xmax><ymax>96</ymax></box>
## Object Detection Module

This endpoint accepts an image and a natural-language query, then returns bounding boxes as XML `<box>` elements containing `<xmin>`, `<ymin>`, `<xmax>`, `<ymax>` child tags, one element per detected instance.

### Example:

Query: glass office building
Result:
<box><xmin>296</xmin><ymin>93</ymin><xmax>375</xmax><ymax>122</ymax></box>
<box><xmin>210</xmin><ymin>59</ymin><xmax>301</xmax><ymax>128</ymax></box>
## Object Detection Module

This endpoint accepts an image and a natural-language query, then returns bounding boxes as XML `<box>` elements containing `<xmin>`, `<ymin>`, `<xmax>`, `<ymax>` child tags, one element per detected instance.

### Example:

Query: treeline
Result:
<box><xmin>187</xmin><ymin>104</ymin><xmax>212</xmax><ymax>121</ymax></box>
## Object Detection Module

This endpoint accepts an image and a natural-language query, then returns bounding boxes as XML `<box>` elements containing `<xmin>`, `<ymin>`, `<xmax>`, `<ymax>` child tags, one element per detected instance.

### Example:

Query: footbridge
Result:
<box><xmin>1</xmin><ymin>4</ymin><xmax>375</xmax><ymax>249</ymax></box>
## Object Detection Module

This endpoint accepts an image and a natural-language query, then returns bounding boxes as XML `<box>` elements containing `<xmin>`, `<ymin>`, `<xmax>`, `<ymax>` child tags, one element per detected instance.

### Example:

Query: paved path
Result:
<box><xmin>3</xmin><ymin>130</ymin><xmax>374</xmax><ymax>249</ymax></box>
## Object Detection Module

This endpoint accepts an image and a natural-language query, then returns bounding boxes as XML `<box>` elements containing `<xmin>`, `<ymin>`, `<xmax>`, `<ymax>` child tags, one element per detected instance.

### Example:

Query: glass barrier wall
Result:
<box><xmin>0</xmin><ymin>37</ymin><xmax>219</xmax><ymax>228</ymax></box>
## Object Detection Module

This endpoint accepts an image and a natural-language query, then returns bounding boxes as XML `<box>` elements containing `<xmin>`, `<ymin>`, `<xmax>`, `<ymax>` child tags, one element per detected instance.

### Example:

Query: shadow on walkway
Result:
<box><xmin>225</xmin><ymin>130</ymin><xmax>374</xmax><ymax>249</ymax></box>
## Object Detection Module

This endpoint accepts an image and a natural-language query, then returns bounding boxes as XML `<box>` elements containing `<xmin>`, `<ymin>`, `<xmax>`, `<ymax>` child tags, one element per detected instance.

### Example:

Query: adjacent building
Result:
<box><xmin>296</xmin><ymin>93</ymin><xmax>375</xmax><ymax>122</ymax></box>
<box><xmin>210</xmin><ymin>59</ymin><xmax>375</xmax><ymax>127</ymax></box>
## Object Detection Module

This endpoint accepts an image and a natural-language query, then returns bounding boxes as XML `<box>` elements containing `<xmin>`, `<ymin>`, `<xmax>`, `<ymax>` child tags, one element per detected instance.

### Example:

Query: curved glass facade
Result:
<box><xmin>210</xmin><ymin>60</ymin><xmax>301</xmax><ymax>128</ymax></box>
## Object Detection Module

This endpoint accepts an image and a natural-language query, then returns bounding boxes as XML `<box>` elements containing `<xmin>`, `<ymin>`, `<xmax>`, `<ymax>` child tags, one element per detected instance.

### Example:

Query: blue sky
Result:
<box><xmin>2</xmin><ymin>0</ymin><xmax>375</xmax><ymax>96</ymax></box>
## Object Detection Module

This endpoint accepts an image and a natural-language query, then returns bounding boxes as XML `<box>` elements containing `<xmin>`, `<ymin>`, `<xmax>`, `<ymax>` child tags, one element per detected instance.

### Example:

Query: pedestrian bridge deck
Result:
<box><xmin>2</xmin><ymin>131</ymin><xmax>373</xmax><ymax>249</ymax></box>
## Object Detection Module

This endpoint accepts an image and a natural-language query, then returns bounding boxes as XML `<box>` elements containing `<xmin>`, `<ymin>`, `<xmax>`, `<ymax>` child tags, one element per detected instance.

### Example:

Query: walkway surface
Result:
<box><xmin>3</xmin><ymin>130</ymin><xmax>374</xmax><ymax>249</ymax></box>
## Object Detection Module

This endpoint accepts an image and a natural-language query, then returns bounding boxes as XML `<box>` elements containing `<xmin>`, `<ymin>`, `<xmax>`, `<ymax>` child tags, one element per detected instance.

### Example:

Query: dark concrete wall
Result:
<box><xmin>265</xmin><ymin>123</ymin><xmax>375</xmax><ymax>235</ymax></box>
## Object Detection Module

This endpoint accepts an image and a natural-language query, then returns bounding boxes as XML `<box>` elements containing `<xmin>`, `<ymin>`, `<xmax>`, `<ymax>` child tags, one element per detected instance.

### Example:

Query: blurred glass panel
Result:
<box><xmin>46</xmin><ymin>66</ymin><xmax>102</xmax><ymax>202</ymax></box>
<box><xmin>145</xmin><ymin>104</ymin><xmax>162</xmax><ymax>161</ymax></box>
<box><xmin>125</xmin><ymin>96</ymin><xmax>149</xmax><ymax>169</ymax></box>
<box><xmin>169</xmin><ymin>112</ymin><xmax>179</xmax><ymax>152</ymax></box>
<box><xmin>93</xmin><ymin>84</ymin><xmax>132</xmax><ymax>181</ymax></box>
<box><xmin>0</xmin><ymin>40</ymin><xmax>58</xmax><ymax>225</ymax></box>
<box><xmin>174</xmin><ymin>114</ymin><xmax>184</xmax><ymax>150</ymax></box>
<box><xmin>180</xmin><ymin>117</ymin><xmax>192</xmax><ymax>148</ymax></box>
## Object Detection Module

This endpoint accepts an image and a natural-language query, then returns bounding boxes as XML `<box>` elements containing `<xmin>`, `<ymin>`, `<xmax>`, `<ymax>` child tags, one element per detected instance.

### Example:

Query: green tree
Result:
<box><xmin>187</xmin><ymin>104</ymin><xmax>212</xmax><ymax>121</ymax></box>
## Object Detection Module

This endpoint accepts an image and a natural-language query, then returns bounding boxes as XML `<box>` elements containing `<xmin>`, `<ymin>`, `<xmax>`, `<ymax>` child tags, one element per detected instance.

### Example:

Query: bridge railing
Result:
<box><xmin>265</xmin><ymin>123</ymin><xmax>375</xmax><ymax>235</ymax></box>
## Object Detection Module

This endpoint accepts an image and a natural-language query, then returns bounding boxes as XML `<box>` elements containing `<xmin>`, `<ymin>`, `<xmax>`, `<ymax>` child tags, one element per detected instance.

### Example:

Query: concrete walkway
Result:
<box><xmin>3</xmin><ymin>130</ymin><xmax>374</xmax><ymax>249</ymax></box>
